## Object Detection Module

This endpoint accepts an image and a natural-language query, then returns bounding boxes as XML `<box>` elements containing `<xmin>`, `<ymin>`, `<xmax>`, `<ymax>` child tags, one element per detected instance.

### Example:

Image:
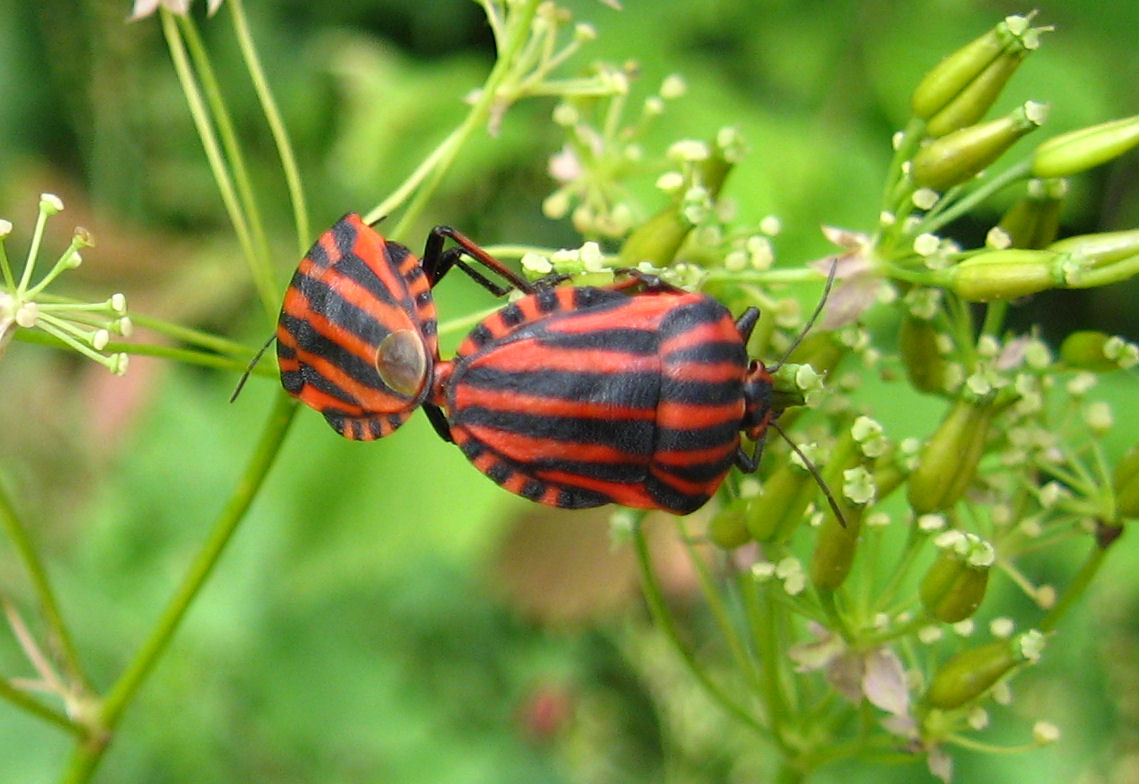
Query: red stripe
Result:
<box><xmin>454</xmin><ymin>385</ymin><xmax>656</xmax><ymax>421</ymax></box>
<box><xmin>462</xmin><ymin>424</ymin><xmax>649</xmax><ymax>466</ymax></box>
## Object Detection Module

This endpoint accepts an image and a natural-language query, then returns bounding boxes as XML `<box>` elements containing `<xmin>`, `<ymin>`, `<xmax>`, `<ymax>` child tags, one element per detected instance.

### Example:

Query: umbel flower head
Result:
<box><xmin>0</xmin><ymin>194</ymin><xmax>131</xmax><ymax>374</ymax></box>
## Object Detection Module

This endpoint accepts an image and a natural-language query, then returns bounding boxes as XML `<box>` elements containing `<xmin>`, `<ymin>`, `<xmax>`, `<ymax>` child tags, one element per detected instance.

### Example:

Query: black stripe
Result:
<box><xmin>571</xmin><ymin>286</ymin><xmax>630</xmax><ymax>310</ymax></box>
<box><xmin>285</xmin><ymin>275</ymin><xmax>400</xmax><ymax>355</ymax></box>
<box><xmin>658</xmin><ymin>375</ymin><xmax>745</xmax><ymax>406</ymax></box>
<box><xmin>456</xmin><ymin>406</ymin><xmax>656</xmax><ymax>456</ymax></box>
<box><xmin>644</xmin><ymin>476</ymin><xmax>706</xmax><ymax>514</ymax></box>
<box><xmin>658</xmin><ymin>296</ymin><xmax>731</xmax><ymax>333</ymax></box>
<box><xmin>458</xmin><ymin>366</ymin><xmax>660</xmax><ymax>409</ymax></box>
<box><xmin>324</xmin><ymin>252</ymin><xmax>405</xmax><ymax>309</ymax></box>
<box><xmin>537</xmin><ymin>326</ymin><xmax>659</xmax><ymax>354</ymax></box>
<box><xmin>499</xmin><ymin>302</ymin><xmax>525</xmax><ymax>327</ymax></box>
<box><xmin>663</xmin><ymin>340</ymin><xmax>747</xmax><ymax>365</ymax></box>
<box><xmin>655</xmin><ymin>420</ymin><xmax>741</xmax><ymax>452</ymax></box>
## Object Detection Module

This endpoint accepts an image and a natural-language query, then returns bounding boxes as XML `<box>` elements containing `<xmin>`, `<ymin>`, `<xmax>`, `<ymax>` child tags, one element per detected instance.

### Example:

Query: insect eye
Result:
<box><xmin>376</xmin><ymin>329</ymin><xmax>429</xmax><ymax>398</ymax></box>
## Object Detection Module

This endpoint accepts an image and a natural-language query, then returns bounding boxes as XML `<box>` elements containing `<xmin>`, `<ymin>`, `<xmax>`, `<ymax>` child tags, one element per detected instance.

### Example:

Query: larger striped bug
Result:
<box><xmin>428</xmin><ymin>278</ymin><xmax>779</xmax><ymax>514</ymax></box>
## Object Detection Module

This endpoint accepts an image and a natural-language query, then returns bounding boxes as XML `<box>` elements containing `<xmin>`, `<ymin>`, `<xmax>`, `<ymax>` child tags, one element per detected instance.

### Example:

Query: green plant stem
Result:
<box><xmin>675</xmin><ymin>520</ymin><xmax>764</xmax><ymax>694</ymax></box>
<box><xmin>1038</xmin><ymin>543</ymin><xmax>1107</xmax><ymax>633</ymax></box>
<box><xmin>227</xmin><ymin>0</ymin><xmax>310</xmax><ymax>253</ymax></box>
<box><xmin>60</xmin><ymin>391</ymin><xmax>298</xmax><ymax>784</ymax></box>
<box><xmin>0</xmin><ymin>676</ymin><xmax>84</xmax><ymax>738</ymax></box>
<box><xmin>916</xmin><ymin>159</ymin><xmax>1032</xmax><ymax>236</ymax></box>
<box><xmin>744</xmin><ymin>578</ymin><xmax>792</xmax><ymax>751</ymax></box>
<box><xmin>0</xmin><ymin>479</ymin><xmax>89</xmax><ymax>694</ymax></box>
<box><xmin>385</xmin><ymin>0</ymin><xmax>542</xmax><ymax>236</ymax></box>
<box><xmin>160</xmin><ymin>10</ymin><xmax>269</xmax><ymax>321</ymax></box>
<box><xmin>176</xmin><ymin>13</ymin><xmax>278</xmax><ymax>320</ymax></box>
<box><xmin>11</xmin><ymin>329</ymin><xmax>276</xmax><ymax>379</ymax></box>
<box><xmin>630</xmin><ymin>520</ymin><xmax>768</xmax><ymax>737</ymax></box>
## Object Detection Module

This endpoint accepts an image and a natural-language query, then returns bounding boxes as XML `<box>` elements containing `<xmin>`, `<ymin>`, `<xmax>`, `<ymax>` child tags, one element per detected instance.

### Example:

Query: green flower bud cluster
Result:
<box><xmin>911</xmin><ymin>15</ymin><xmax>1045</xmax><ymax>135</ymax></box>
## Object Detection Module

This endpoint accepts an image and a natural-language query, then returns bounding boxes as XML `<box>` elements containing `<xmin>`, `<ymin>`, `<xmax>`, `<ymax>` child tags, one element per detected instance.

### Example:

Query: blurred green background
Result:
<box><xmin>1</xmin><ymin>1</ymin><xmax>1138</xmax><ymax>782</ymax></box>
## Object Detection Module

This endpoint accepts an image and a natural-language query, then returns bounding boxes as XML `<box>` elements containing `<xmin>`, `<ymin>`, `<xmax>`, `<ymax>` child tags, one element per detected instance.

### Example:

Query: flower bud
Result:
<box><xmin>926</xmin><ymin>630</ymin><xmax>1045</xmax><ymax>709</ymax></box>
<box><xmin>748</xmin><ymin>458</ymin><xmax>817</xmax><ymax>543</ymax></box>
<box><xmin>939</xmin><ymin>248</ymin><xmax>1068</xmax><ymax>302</ymax></box>
<box><xmin>810</xmin><ymin>426</ymin><xmax>869</xmax><ymax>591</ymax></box>
<box><xmin>907</xmin><ymin>396</ymin><xmax>995</xmax><ymax>514</ymax></box>
<box><xmin>911</xmin><ymin>103</ymin><xmax>1048</xmax><ymax>192</ymax></box>
<box><xmin>920</xmin><ymin>531</ymin><xmax>995</xmax><ymax>622</ymax></box>
<box><xmin>1060</xmin><ymin>331</ymin><xmax>1125</xmax><ymax>372</ymax></box>
<box><xmin>900</xmin><ymin>315</ymin><xmax>952</xmax><ymax>394</ymax></box>
<box><xmin>1048</xmin><ymin>229</ymin><xmax>1139</xmax><ymax>267</ymax></box>
<box><xmin>1032</xmin><ymin>114</ymin><xmax>1139</xmax><ymax>178</ymax></box>
<box><xmin>1114</xmin><ymin>444</ymin><xmax>1139</xmax><ymax>520</ymax></box>
<box><xmin>997</xmin><ymin>179</ymin><xmax>1065</xmax><ymax>249</ymax></box>
<box><xmin>911</xmin><ymin>15</ymin><xmax>1041</xmax><ymax>121</ymax></box>
<box><xmin>925</xmin><ymin>46</ymin><xmax>1031</xmax><ymax>137</ymax></box>
<box><xmin>620</xmin><ymin>145</ymin><xmax>733</xmax><ymax>267</ymax></box>
<box><xmin>708</xmin><ymin>498</ymin><xmax>752</xmax><ymax>549</ymax></box>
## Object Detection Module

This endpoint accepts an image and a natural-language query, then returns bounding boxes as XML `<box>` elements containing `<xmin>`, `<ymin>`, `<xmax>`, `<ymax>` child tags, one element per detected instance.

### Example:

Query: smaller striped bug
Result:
<box><xmin>426</xmin><ymin>273</ymin><xmax>825</xmax><ymax>515</ymax></box>
<box><xmin>273</xmin><ymin>213</ymin><xmax>533</xmax><ymax>440</ymax></box>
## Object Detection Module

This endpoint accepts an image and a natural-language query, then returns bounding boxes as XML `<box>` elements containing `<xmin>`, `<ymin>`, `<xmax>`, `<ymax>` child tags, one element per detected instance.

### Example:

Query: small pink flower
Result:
<box><xmin>810</xmin><ymin>226</ymin><xmax>883</xmax><ymax>328</ymax></box>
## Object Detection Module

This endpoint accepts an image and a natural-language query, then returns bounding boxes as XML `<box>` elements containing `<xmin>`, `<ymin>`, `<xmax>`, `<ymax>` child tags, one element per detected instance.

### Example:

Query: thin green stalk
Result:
<box><xmin>126</xmin><ymin>311</ymin><xmax>265</xmax><ymax>360</ymax></box>
<box><xmin>177</xmin><ymin>13</ymin><xmax>278</xmax><ymax>320</ymax></box>
<box><xmin>11</xmin><ymin>329</ymin><xmax>276</xmax><ymax>378</ymax></box>
<box><xmin>61</xmin><ymin>391</ymin><xmax>298</xmax><ymax>783</ymax></box>
<box><xmin>0</xmin><ymin>675</ymin><xmax>84</xmax><ymax>738</ymax></box>
<box><xmin>676</xmin><ymin>520</ymin><xmax>764</xmax><ymax>693</ymax></box>
<box><xmin>388</xmin><ymin>0</ymin><xmax>542</xmax><ymax>236</ymax></box>
<box><xmin>1038</xmin><ymin>544</ymin><xmax>1107</xmax><ymax>633</ymax></box>
<box><xmin>0</xmin><ymin>479</ymin><xmax>88</xmax><ymax>693</ymax></box>
<box><xmin>160</xmin><ymin>10</ymin><xmax>264</xmax><ymax>319</ymax></box>
<box><xmin>227</xmin><ymin>0</ymin><xmax>310</xmax><ymax>252</ymax></box>
<box><xmin>915</xmin><ymin>159</ymin><xmax>1032</xmax><ymax>236</ymax></box>
<box><xmin>630</xmin><ymin>520</ymin><xmax>768</xmax><ymax>737</ymax></box>
<box><xmin>741</xmin><ymin>577</ymin><xmax>792</xmax><ymax>750</ymax></box>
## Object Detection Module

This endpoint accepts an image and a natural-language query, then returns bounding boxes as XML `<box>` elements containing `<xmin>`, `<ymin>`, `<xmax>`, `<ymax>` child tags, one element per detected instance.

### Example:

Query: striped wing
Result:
<box><xmin>277</xmin><ymin>213</ymin><xmax>438</xmax><ymax>440</ymax></box>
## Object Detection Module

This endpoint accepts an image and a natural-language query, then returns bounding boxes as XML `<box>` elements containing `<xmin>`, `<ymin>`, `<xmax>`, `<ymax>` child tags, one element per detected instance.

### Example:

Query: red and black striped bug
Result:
<box><xmin>275</xmin><ymin>213</ymin><xmax>533</xmax><ymax>440</ymax></box>
<box><xmin>426</xmin><ymin>274</ymin><xmax>793</xmax><ymax>515</ymax></box>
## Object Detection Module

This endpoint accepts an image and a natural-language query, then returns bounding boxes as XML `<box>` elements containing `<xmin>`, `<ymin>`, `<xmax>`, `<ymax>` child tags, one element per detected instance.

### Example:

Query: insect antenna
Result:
<box><xmin>769</xmin><ymin>261</ymin><xmax>838</xmax><ymax>372</ymax></box>
<box><xmin>229</xmin><ymin>332</ymin><xmax>276</xmax><ymax>403</ymax></box>
<box><xmin>769</xmin><ymin>419</ymin><xmax>848</xmax><ymax>528</ymax></box>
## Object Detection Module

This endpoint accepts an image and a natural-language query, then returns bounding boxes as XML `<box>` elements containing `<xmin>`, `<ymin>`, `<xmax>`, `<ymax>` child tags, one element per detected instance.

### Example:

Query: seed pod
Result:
<box><xmin>907</xmin><ymin>396</ymin><xmax>996</xmax><ymax>514</ymax></box>
<box><xmin>911</xmin><ymin>15</ymin><xmax>1040</xmax><ymax>121</ymax></box>
<box><xmin>1048</xmin><ymin>229</ymin><xmax>1139</xmax><ymax>268</ymax></box>
<box><xmin>926</xmin><ymin>631</ymin><xmax>1045</xmax><ymax>709</ymax></box>
<box><xmin>809</xmin><ymin>425</ymin><xmax>869</xmax><ymax>592</ymax></box>
<box><xmin>708</xmin><ymin>498</ymin><xmax>752</xmax><ymax>549</ymax></box>
<box><xmin>1060</xmin><ymin>331</ymin><xmax>1118</xmax><ymax>372</ymax></box>
<box><xmin>997</xmin><ymin>180</ymin><xmax>1065</xmax><ymax>249</ymax></box>
<box><xmin>920</xmin><ymin>531</ymin><xmax>995</xmax><ymax>622</ymax></box>
<box><xmin>911</xmin><ymin>103</ymin><xmax>1047</xmax><ymax>192</ymax></box>
<box><xmin>1114</xmin><ymin>444</ymin><xmax>1139</xmax><ymax>520</ymax></box>
<box><xmin>619</xmin><ymin>147</ymin><xmax>733</xmax><ymax>267</ymax></box>
<box><xmin>900</xmin><ymin>315</ymin><xmax>952</xmax><ymax>395</ymax></box>
<box><xmin>941</xmin><ymin>248</ymin><xmax>1065</xmax><ymax>302</ymax></box>
<box><xmin>1032</xmin><ymin>114</ymin><xmax>1139</xmax><ymax>178</ymax></box>
<box><xmin>925</xmin><ymin>46</ymin><xmax>1031</xmax><ymax>137</ymax></box>
<box><xmin>748</xmin><ymin>458</ymin><xmax>818</xmax><ymax>543</ymax></box>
